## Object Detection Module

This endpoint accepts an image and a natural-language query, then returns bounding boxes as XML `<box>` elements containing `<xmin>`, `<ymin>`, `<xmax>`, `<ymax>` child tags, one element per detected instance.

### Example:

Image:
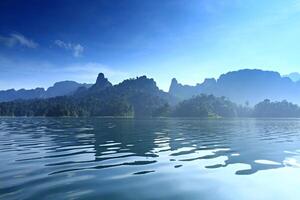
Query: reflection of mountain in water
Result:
<box><xmin>3</xmin><ymin>118</ymin><xmax>300</xmax><ymax>176</ymax></box>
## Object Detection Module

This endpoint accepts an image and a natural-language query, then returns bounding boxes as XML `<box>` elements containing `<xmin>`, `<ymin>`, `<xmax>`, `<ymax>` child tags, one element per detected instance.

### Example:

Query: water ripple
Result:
<box><xmin>1</xmin><ymin>118</ymin><xmax>300</xmax><ymax>199</ymax></box>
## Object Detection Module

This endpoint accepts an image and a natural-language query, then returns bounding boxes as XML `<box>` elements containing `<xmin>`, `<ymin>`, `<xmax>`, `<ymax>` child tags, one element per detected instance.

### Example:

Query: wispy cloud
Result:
<box><xmin>0</xmin><ymin>33</ymin><xmax>38</xmax><ymax>48</ymax></box>
<box><xmin>54</xmin><ymin>40</ymin><xmax>84</xmax><ymax>57</ymax></box>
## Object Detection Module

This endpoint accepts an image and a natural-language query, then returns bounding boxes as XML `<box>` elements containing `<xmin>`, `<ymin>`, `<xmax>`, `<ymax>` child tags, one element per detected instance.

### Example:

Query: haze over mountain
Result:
<box><xmin>1</xmin><ymin>68</ymin><xmax>300</xmax><ymax>107</ymax></box>
<box><xmin>285</xmin><ymin>72</ymin><xmax>300</xmax><ymax>82</ymax></box>
<box><xmin>0</xmin><ymin>81</ymin><xmax>91</xmax><ymax>102</ymax></box>
<box><xmin>169</xmin><ymin>69</ymin><xmax>300</xmax><ymax>105</ymax></box>
<box><xmin>1</xmin><ymin>70</ymin><xmax>300</xmax><ymax>118</ymax></box>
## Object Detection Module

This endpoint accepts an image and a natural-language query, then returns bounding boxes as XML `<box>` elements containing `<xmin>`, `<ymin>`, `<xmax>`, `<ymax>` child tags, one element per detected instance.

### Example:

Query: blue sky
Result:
<box><xmin>1</xmin><ymin>0</ymin><xmax>300</xmax><ymax>91</ymax></box>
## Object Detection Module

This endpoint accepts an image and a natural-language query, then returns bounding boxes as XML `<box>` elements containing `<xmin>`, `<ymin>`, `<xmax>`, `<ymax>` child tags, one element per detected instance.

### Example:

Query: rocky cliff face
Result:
<box><xmin>89</xmin><ymin>73</ymin><xmax>112</xmax><ymax>92</ymax></box>
<box><xmin>169</xmin><ymin>77</ymin><xmax>217</xmax><ymax>100</ymax></box>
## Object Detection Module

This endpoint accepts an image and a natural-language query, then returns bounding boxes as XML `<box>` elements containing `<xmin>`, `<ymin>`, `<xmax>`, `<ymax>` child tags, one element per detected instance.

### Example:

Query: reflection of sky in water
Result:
<box><xmin>1</xmin><ymin>118</ymin><xmax>300</xmax><ymax>199</ymax></box>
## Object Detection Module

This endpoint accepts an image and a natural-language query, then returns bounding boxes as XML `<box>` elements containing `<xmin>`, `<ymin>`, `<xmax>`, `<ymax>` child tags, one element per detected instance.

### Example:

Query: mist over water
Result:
<box><xmin>1</xmin><ymin>118</ymin><xmax>300</xmax><ymax>199</ymax></box>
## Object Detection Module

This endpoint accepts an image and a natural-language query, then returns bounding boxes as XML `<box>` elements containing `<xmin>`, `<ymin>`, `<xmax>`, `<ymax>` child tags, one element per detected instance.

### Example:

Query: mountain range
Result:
<box><xmin>0</xmin><ymin>81</ymin><xmax>92</xmax><ymax>102</ymax></box>
<box><xmin>169</xmin><ymin>69</ymin><xmax>300</xmax><ymax>105</ymax></box>
<box><xmin>1</xmin><ymin>69</ymin><xmax>300</xmax><ymax>117</ymax></box>
<box><xmin>0</xmin><ymin>73</ymin><xmax>172</xmax><ymax>117</ymax></box>
<box><xmin>1</xmin><ymin>69</ymin><xmax>300</xmax><ymax>106</ymax></box>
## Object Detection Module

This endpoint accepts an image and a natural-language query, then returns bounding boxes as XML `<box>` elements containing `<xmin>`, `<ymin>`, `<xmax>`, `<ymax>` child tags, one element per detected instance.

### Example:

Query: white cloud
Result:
<box><xmin>54</xmin><ymin>40</ymin><xmax>84</xmax><ymax>57</ymax></box>
<box><xmin>0</xmin><ymin>33</ymin><xmax>38</xmax><ymax>48</ymax></box>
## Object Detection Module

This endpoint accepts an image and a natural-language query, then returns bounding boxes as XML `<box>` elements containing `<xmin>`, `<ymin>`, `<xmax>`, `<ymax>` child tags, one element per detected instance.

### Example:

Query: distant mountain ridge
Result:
<box><xmin>2</xmin><ymin>68</ymin><xmax>300</xmax><ymax>106</ymax></box>
<box><xmin>169</xmin><ymin>69</ymin><xmax>300</xmax><ymax>105</ymax></box>
<box><xmin>1</xmin><ymin>70</ymin><xmax>300</xmax><ymax>118</ymax></box>
<box><xmin>0</xmin><ymin>81</ymin><xmax>92</xmax><ymax>102</ymax></box>
<box><xmin>46</xmin><ymin>81</ymin><xmax>92</xmax><ymax>98</ymax></box>
<box><xmin>0</xmin><ymin>73</ymin><xmax>174</xmax><ymax>117</ymax></box>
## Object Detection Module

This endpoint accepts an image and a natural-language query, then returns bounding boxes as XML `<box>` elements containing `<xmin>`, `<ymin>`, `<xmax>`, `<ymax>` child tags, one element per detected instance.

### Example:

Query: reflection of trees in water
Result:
<box><xmin>93</xmin><ymin>118</ymin><xmax>166</xmax><ymax>159</ymax></box>
<box><xmin>92</xmin><ymin>118</ymin><xmax>300</xmax><ymax>175</ymax></box>
<box><xmin>7</xmin><ymin>118</ymin><xmax>300</xmax><ymax>175</ymax></box>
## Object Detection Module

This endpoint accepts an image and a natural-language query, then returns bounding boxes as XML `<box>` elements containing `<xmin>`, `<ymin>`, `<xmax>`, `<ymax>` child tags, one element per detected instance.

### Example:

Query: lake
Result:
<box><xmin>1</xmin><ymin>118</ymin><xmax>300</xmax><ymax>200</ymax></box>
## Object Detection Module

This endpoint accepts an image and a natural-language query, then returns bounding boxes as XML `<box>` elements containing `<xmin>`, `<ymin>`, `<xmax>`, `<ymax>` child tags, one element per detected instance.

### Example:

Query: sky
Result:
<box><xmin>1</xmin><ymin>0</ymin><xmax>300</xmax><ymax>91</ymax></box>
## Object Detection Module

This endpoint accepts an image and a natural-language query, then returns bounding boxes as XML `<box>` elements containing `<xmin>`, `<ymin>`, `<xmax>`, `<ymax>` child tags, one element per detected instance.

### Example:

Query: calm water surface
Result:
<box><xmin>1</xmin><ymin>118</ymin><xmax>300</xmax><ymax>200</ymax></box>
